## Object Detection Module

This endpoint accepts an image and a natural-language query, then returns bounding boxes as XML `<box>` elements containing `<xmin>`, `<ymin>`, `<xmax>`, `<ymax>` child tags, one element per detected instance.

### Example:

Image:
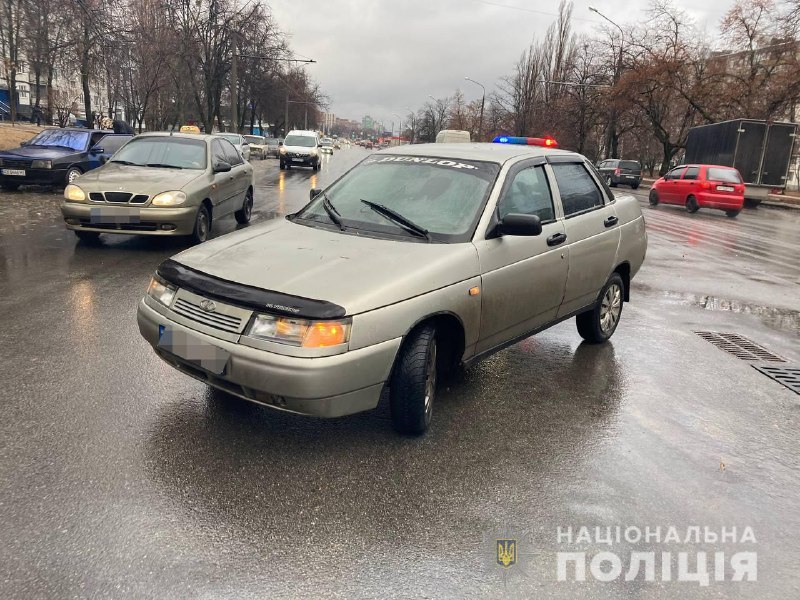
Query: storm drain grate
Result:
<box><xmin>694</xmin><ymin>331</ymin><xmax>786</xmax><ymax>363</ymax></box>
<box><xmin>751</xmin><ymin>365</ymin><xmax>800</xmax><ymax>395</ymax></box>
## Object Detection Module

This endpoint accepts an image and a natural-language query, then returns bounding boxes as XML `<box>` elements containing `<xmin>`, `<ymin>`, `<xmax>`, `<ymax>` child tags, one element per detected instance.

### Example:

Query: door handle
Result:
<box><xmin>546</xmin><ymin>232</ymin><xmax>567</xmax><ymax>247</ymax></box>
<box><xmin>604</xmin><ymin>216</ymin><xmax>619</xmax><ymax>228</ymax></box>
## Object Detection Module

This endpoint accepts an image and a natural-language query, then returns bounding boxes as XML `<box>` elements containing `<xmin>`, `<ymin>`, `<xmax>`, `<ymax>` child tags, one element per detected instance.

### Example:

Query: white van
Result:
<box><xmin>435</xmin><ymin>130</ymin><xmax>471</xmax><ymax>143</ymax></box>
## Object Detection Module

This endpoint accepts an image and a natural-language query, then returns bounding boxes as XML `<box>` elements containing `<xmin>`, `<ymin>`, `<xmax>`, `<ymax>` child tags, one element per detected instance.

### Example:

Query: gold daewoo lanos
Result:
<box><xmin>138</xmin><ymin>137</ymin><xmax>648</xmax><ymax>434</ymax></box>
<box><xmin>61</xmin><ymin>132</ymin><xmax>254</xmax><ymax>244</ymax></box>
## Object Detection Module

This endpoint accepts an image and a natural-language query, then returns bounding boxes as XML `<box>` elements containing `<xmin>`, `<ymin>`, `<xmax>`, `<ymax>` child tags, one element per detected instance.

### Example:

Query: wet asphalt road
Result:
<box><xmin>1</xmin><ymin>149</ymin><xmax>799</xmax><ymax>599</ymax></box>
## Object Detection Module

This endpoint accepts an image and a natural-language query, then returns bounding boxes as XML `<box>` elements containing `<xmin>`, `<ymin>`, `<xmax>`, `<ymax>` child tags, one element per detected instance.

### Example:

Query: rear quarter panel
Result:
<box><xmin>614</xmin><ymin>193</ymin><xmax>647</xmax><ymax>279</ymax></box>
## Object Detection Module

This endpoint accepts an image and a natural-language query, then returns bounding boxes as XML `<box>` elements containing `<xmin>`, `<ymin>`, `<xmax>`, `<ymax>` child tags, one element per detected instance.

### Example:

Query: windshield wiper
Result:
<box><xmin>360</xmin><ymin>199</ymin><xmax>430</xmax><ymax>240</ymax></box>
<box><xmin>145</xmin><ymin>163</ymin><xmax>183</xmax><ymax>169</ymax></box>
<box><xmin>110</xmin><ymin>159</ymin><xmax>141</xmax><ymax>166</ymax></box>
<box><xmin>321</xmin><ymin>193</ymin><xmax>345</xmax><ymax>231</ymax></box>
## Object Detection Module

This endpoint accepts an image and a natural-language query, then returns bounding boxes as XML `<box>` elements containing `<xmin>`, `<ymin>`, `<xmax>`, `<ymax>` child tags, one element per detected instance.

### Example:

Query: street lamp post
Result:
<box><xmin>464</xmin><ymin>76</ymin><xmax>485</xmax><ymax>141</ymax></box>
<box><xmin>589</xmin><ymin>6</ymin><xmax>624</xmax><ymax>159</ymax></box>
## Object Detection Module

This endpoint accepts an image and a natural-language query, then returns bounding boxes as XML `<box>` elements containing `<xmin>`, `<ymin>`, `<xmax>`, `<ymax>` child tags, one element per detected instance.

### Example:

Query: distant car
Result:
<box><xmin>435</xmin><ymin>130</ymin><xmax>470</xmax><ymax>143</ymax></box>
<box><xmin>60</xmin><ymin>132</ymin><xmax>254</xmax><ymax>243</ymax></box>
<box><xmin>264</xmin><ymin>137</ymin><xmax>282</xmax><ymax>158</ymax></box>
<box><xmin>334</xmin><ymin>140</ymin><xmax>341</xmax><ymax>150</ymax></box>
<box><xmin>243</xmin><ymin>135</ymin><xmax>267</xmax><ymax>160</ymax></box>
<box><xmin>0</xmin><ymin>128</ymin><xmax>133</xmax><ymax>190</ymax></box>
<box><xmin>216</xmin><ymin>133</ymin><xmax>250</xmax><ymax>161</ymax></box>
<box><xmin>320</xmin><ymin>138</ymin><xmax>335</xmax><ymax>154</ymax></box>
<box><xmin>279</xmin><ymin>130</ymin><xmax>321</xmax><ymax>170</ymax></box>
<box><xmin>649</xmin><ymin>164</ymin><xmax>745</xmax><ymax>218</ymax></box>
<box><xmin>136</xmin><ymin>135</ymin><xmax>646</xmax><ymax>435</ymax></box>
<box><xmin>597</xmin><ymin>159</ymin><xmax>642</xmax><ymax>189</ymax></box>
<box><xmin>365</xmin><ymin>141</ymin><xmax>374</xmax><ymax>149</ymax></box>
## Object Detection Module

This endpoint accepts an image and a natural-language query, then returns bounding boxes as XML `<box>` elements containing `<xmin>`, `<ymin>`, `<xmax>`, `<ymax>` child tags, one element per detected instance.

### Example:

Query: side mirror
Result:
<box><xmin>310</xmin><ymin>188</ymin><xmax>322</xmax><ymax>201</ymax></box>
<box><xmin>213</xmin><ymin>161</ymin><xmax>232</xmax><ymax>173</ymax></box>
<box><xmin>90</xmin><ymin>147</ymin><xmax>104</xmax><ymax>154</ymax></box>
<box><xmin>20</xmin><ymin>140</ymin><xmax>29</xmax><ymax>147</ymax></box>
<box><xmin>496</xmin><ymin>213</ymin><xmax>542</xmax><ymax>237</ymax></box>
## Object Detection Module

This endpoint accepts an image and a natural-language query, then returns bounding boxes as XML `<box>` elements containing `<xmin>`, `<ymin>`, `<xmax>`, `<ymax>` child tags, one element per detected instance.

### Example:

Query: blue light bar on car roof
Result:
<box><xmin>493</xmin><ymin>136</ymin><xmax>558</xmax><ymax>148</ymax></box>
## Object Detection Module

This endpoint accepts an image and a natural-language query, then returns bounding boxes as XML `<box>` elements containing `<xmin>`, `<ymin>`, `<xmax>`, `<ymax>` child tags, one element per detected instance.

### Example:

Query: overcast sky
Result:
<box><xmin>271</xmin><ymin>0</ymin><xmax>732</xmax><ymax>127</ymax></box>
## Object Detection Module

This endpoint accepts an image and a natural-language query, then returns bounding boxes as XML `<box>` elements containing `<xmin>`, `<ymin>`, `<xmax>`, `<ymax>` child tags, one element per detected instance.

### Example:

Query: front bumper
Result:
<box><xmin>1</xmin><ymin>168</ymin><xmax>66</xmax><ymax>186</ymax></box>
<box><xmin>61</xmin><ymin>202</ymin><xmax>199</xmax><ymax>235</ymax></box>
<box><xmin>137</xmin><ymin>298</ymin><xmax>400</xmax><ymax>417</ymax></box>
<box><xmin>280</xmin><ymin>153</ymin><xmax>318</xmax><ymax>166</ymax></box>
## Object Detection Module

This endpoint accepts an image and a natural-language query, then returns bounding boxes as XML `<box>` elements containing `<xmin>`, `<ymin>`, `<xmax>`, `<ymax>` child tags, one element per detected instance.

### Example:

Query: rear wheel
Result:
<box><xmin>725</xmin><ymin>209</ymin><xmax>741</xmax><ymax>218</ymax></box>
<box><xmin>631</xmin><ymin>182</ymin><xmax>639</xmax><ymax>190</ymax></box>
<box><xmin>235</xmin><ymin>189</ymin><xmax>253</xmax><ymax>224</ymax></box>
<box><xmin>190</xmin><ymin>205</ymin><xmax>211</xmax><ymax>244</ymax></box>
<box><xmin>576</xmin><ymin>273</ymin><xmax>624</xmax><ymax>344</ymax></box>
<box><xmin>390</xmin><ymin>324</ymin><xmax>437</xmax><ymax>435</ymax></box>
<box><xmin>685</xmin><ymin>195</ymin><xmax>699</xmax><ymax>213</ymax></box>
<box><xmin>648</xmin><ymin>190</ymin><xmax>659</xmax><ymax>206</ymax></box>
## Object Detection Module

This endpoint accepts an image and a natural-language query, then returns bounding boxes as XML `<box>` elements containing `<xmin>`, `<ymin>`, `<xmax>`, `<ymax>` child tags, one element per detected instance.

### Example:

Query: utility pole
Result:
<box><xmin>465</xmin><ymin>77</ymin><xmax>485</xmax><ymax>141</ymax></box>
<box><xmin>281</xmin><ymin>56</ymin><xmax>316</xmax><ymax>134</ymax></box>
<box><xmin>589</xmin><ymin>6</ymin><xmax>624</xmax><ymax>159</ymax></box>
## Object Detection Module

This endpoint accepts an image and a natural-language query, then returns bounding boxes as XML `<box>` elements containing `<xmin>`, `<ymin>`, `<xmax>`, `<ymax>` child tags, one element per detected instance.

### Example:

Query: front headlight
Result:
<box><xmin>147</xmin><ymin>275</ymin><xmax>177</xmax><ymax>307</ymax></box>
<box><xmin>247</xmin><ymin>314</ymin><xmax>351</xmax><ymax>348</ymax></box>
<box><xmin>64</xmin><ymin>184</ymin><xmax>86</xmax><ymax>202</ymax></box>
<box><xmin>151</xmin><ymin>191</ymin><xmax>187</xmax><ymax>206</ymax></box>
<box><xmin>31</xmin><ymin>159</ymin><xmax>52</xmax><ymax>169</ymax></box>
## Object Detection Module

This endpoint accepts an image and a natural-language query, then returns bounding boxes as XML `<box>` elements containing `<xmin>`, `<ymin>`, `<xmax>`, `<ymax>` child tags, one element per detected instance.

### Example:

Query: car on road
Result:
<box><xmin>279</xmin><ymin>130</ymin><xmax>321</xmax><ymax>170</ymax></box>
<box><xmin>320</xmin><ymin>138</ymin><xmax>335</xmax><ymax>154</ymax></box>
<box><xmin>264</xmin><ymin>137</ymin><xmax>283</xmax><ymax>158</ymax></box>
<box><xmin>597</xmin><ymin>159</ymin><xmax>642</xmax><ymax>189</ymax></box>
<box><xmin>243</xmin><ymin>135</ymin><xmax>267</xmax><ymax>160</ymax></box>
<box><xmin>138</xmin><ymin>135</ymin><xmax>647</xmax><ymax>435</ymax></box>
<box><xmin>61</xmin><ymin>132</ymin><xmax>254</xmax><ymax>243</ymax></box>
<box><xmin>0</xmin><ymin>128</ymin><xmax>133</xmax><ymax>190</ymax></box>
<box><xmin>216</xmin><ymin>133</ymin><xmax>250</xmax><ymax>161</ymax></box>
<box><xmin>648</xmin><ymin>164</ymin><xmax>745</xmax><ymax>217</ymax></box>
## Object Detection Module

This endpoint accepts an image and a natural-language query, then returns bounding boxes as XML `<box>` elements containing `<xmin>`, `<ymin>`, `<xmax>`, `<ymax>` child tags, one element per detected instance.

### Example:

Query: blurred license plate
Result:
<box><xmin>717</xmin><ymin>185</ymin><xmax>734</xmax><ymax>192</ymax></box>
<box><xmin>90</xmin><ymin>206</ymin><xmax>140</xmax><ymax>224</ymax></box>
<box><xmin>158</xmin><ymin>325</ymin><xmax>230</xmax><ymax>375</ymax></box>
<box><xmin>292</xmin><ymin>158</ymin><xmax>304</xmax><ymax>162</ymax></box>
<box><xmin>1</xmin><ymin>169</ymin><xmax>25</xmax><ymax>176</ymax></box>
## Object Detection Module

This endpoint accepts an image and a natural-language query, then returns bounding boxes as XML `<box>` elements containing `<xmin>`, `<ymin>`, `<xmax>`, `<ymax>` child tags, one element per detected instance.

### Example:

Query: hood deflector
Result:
<box><xmin>157</xmin><ymin>259</ymin><xmax>346</xmax><ymax>320</ymax></box>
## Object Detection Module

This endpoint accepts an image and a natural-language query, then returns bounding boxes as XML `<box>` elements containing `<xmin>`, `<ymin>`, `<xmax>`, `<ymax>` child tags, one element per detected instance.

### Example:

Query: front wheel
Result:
<box><xmin>576</xmin><ymin>273</ymin><xmax>624</xmax><ymax>344</ymax></box>
<box><xmin>190</xmin><ymin>205</ymin><xmax>211</xmax><ymax>244</ymax></box>
<box><xmin>725</xmin><ymin>209</ymin><xmax>741</xmax><ymax>218</ymax></box>
<box><xmin>235</xmin><ymin>189</ymin><xmax>253</xmax><ymax>224</ymax></box>
<box><xmin>65</xmin><ymin>167</ymin><xmax>82</xmax><ymax>185</ymax></box>
<box><xmin>648</xmin><ymin>190</ymin><xmax>659</xmax><ymax>206</ymax></box>
<box><xmin>390</xmin><ymin>324</ymin><xmax>437</xmax><ymax>435</ymax></box>
<box><xmin>686</xmin><ymin>195</ymin><xmax>699</xmax><ymax>213</ymax></box>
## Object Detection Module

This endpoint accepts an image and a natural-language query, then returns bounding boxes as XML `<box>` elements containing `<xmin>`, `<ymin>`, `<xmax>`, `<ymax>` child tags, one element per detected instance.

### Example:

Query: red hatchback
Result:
<box><xmin>649</xmin><ymin>164</ymin><xmax>745</xmax><ymax>217</ymax></box>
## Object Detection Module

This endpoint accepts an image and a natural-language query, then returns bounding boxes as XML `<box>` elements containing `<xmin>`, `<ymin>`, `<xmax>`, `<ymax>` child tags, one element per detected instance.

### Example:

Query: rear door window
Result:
<box><xmin>551</xmin><ymin>162</ymin><xmax>606</xmax><ymax>216</ymax></box>
<box><xmin>682</xmin><ymin>166</ymin><xmax>700</xmax><ymax>180</ymax></box>
<box><xmin>707</xmin><ymin>168</ymin><xmax>742</xmax><ymax>183</ymax></box>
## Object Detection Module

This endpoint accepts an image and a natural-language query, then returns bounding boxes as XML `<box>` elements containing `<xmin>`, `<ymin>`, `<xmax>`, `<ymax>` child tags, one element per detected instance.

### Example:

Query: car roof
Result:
<box><xmin>378</xmin><ymin>142</ymin><xmax>580</xmax><ymax>165</ymax></box>
<box><xmin>136</xmin><ymin>132</ymin><xmax>215</xmax><ymax>142</ymax></box>
<box><xmin>286</xmin><ymin>130</ymin><xmax>318</xmax><ymax>136</ymax></box>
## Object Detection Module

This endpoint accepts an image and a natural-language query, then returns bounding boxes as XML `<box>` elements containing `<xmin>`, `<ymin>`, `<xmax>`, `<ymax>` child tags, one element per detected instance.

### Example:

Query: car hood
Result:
<box><xmin>0</xmin><ymin>146</ymin><xmax>82</xmax><ymax>160</ymax></box>
<box><xmin>283</xmin><ymin>145</ymin><xmax>315</xmax><ymax>153</ymax></box>
<box><xmin>170</xmin><ymin>219</ymin><xmax>480</xmax><ymax>315</ymax></box>
<box><xmin>74</xmin><ymin>162</ymin><xmax>205</xmax><ymax>192</ymax></box>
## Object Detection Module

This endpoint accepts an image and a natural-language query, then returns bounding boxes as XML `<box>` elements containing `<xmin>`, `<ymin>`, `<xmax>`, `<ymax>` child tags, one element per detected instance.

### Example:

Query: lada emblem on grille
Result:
<box><xmin>199</xmin><ymin>299</ymin><xmax>217</xmax><ymax>312</ymax></box>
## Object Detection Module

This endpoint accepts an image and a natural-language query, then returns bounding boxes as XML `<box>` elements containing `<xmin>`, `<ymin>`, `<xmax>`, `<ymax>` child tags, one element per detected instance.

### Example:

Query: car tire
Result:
<box><xmin>576</xmin><ymin>273</ymin><xmax>625</xmax><ymax>344</ymax></box>
<box><xmin>235</xmin><ymin>189</ymin><xmax>253</xmax><ymax>224</ymax></box>
<box><xmin>725</xmin><ymin>209</ymin><xmax>741</xmax><ymax>218</ymax></box>
<box><xmin>631</xmin><ymin>182</ymin><xmax>639</xmax><ymax>190</ymax></box>
<box><xmin>606</xmin><ymin>175</ymin><xmax>617</xmax><ymax>188</ymax></box>
<box><xmin>390</xmin><ymin>324</ymin><xmax>437</xmax><ymax>435</ymax></box>
<box><xmin>191</xmin><ymin>205</ymin><xmax>211</xmax><ymax>244</ymax></box>
<box><xmin>648</xmin><ymin>190</ymin><xmax>659</xmax><ymax>206</ymax></box>
<box><xmin>74</xmin><ymin>230</ymin><xmax>101</xmax><ymax>243</ymax></box>
<box><xmin>1</xmin><ymin>182</ymin><xmax>20</xmax><ymax>191</ymax></box>
<box><xmin>279</xmin><ymin>160</ymin><xmax>286</xmax><ymax>170</ymax></box>
<box><xmin>65</xmin><ymin>167</ymin><xmax>82</xmax><ymax>186</ymax></box>
<box><xmin>686</xmin><ymin>195</ymin><xmax>699</xmax><ymax>213</ymax></box>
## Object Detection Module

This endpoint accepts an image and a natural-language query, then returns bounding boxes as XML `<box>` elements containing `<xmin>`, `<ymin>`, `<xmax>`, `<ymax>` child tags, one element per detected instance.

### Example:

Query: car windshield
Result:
<box><xmin>284</xmin><ymin>135</ymin><xmax>317</xmax><ymax>147</ymax></box>
<box><xmin>707</xmin><ymin>167</ymin><xmax>742</xmax><ymax>183</ymax></box>
<box><xmin>321</xmin><ymin>139</ymin><xmax>333</xmax><ymax>145</ymax></box>
<box><xmin>243</xmin><ymin>136</ymin><xmax>264</xmax><ymax>144</ymax></box>
<box><xmin>294</xmin><ymin>155</ymin><xmax>500</xmax><ymax>242</ymax></box>
<box><xmin>265</xmin><ymin>138</ymin><xmax>279</xmax><ymax>145</ymax></box>
<box><xmin>111</xmin><ymin>137</ymin><xmax>207</xmax><ymax>170</ymax></box>
<box><xmin>27</xmin><ymin>129</ymin><xmax>90</xmax><ymax>151</ymax></box>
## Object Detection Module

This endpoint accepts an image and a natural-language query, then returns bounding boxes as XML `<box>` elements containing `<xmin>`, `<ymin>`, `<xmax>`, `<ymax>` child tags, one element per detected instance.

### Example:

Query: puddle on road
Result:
<box><xmin>661</xmin><ymin>291</ymin><xmax>800</xmax><ymax>335</ymax></box>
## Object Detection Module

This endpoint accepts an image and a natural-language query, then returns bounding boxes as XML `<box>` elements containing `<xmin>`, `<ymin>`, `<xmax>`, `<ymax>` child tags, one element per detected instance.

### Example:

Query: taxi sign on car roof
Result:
<box><xmin>493</xmin><ymin>135</ymin><xmax>558</xmax><ymax>148</ymax></box>
<box><xmin>180</xmin><ymin>125</ymin><xmax>201</xmax><ymax>134</ymax></box>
